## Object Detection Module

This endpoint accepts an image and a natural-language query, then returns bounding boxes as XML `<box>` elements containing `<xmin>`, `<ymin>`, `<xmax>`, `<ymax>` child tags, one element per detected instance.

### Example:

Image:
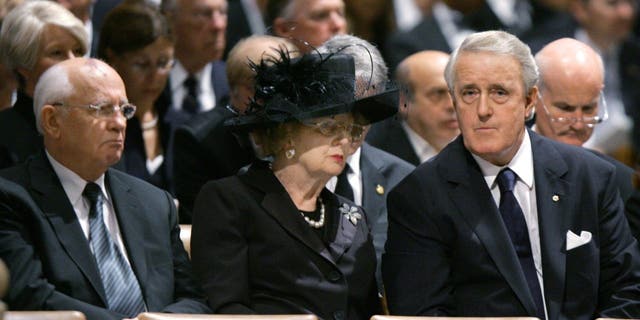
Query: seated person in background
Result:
<box><xmin>367</xmin><ymin>50</ymin><xmax>459</xmax><ymax>165</ymax></box>
<box><xmin>98</xmin><ymin>0</ymin><xmax>179</xmax><ymax>194</ymax></box>
<box><xmin>383</xmin><ymin>30</ymin><xmax>640</xmax><ymax>319</ymax></box>
<box><xmin>0</xmin><ymin>1</ymin><xmax>87</xmax><ymax>169</ymax></box>
<box><xmin>173</xmin><ymin>35</ymin><xmax>297</xmax><ymax>222</ymax></box>
<box><xmin>191</xmin><ymin>50</ymin><xmax>398</xmax><ymax>319</ymax></box>
<box><xmin>533</xmin><ymin>38</ymin><xmax>635</xmax><ymax>202</ymax></box>
<box><xmin>0</xmin><ymin>58</ymin><xmax>210</xmax><ymax>319</ymax></box>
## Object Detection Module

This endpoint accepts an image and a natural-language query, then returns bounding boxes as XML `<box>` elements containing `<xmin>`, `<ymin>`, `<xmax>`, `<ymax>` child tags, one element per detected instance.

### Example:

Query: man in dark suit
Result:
<box><xmin>0</xmin><ymin>58</ymin><xmax>210</xmax><ymax>319</ymax></box>
<box><xmin>173</xmin><ymin>35</ymin><xmax>295</xmax><ymax>222</ymax></box>
<box><xmin>319</xmin><ymin>35</ymin><xmax>414</xmax><ymax>291</ymax></box>
<box><xmin>383</xmin><ymin>30</ymin><xmax>640</xmax><ymax>319</ymax></box>
<box><xmin>533</xmin><ymin>37</ymin><xmax>635</xmax><ymax>202</ymax></box>
<box><xmin>367</xmin><ymin>50</ymin><xmax>458</xmax><ymax>166</ymax></box>
<box><xmin>160</xmin><ymin>0</ymin><xmax>230</xmax><ymax>117</ymax></box>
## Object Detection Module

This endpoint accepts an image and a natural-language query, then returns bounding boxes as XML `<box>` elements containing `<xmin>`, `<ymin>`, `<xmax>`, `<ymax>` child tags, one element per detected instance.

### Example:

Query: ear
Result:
<box><xmin>525</xmin><ymin>86</ymin><xmax>538</xmax><ymax>120</ymax></box>
<box><xmin>273</xmin><ymin>17</ymin><xmax>293</xmax><ymax>38</ymax></box>
<box><xmin>40</xmin><ymin>105</ymin><xmax>63</xmax><ymax>139</ymax></box>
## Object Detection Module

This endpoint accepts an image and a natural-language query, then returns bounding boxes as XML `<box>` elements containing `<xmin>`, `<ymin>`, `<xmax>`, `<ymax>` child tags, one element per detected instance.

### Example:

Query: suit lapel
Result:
<box><xmin>105</xmin><ymin>171</ymin><xmax>149</xmax><ymax>296</ymax></box>
<box><xmin>241</xmin><ymin>163</ymin><xmax>337</xmax><ymax>265</ymax></box>
<box><xmin>327</xmin><ymin>191</ymin><xmax>359</xmax><ymax>262</ymax></box>
<box><xmin>441</xmin><ymin>137</ymin><xmax>539</xmax><ymax>316</ymax></box>
<box><xmin>530</xmin><ymin>132</ymin><xmax>570</xmax><ymax>320</ymax></box>
<box><xmin>27</xmin><ymin>154</ymin><xmax>108</xmax><ymax>304</ymax></box>
<box><xmin>360</xmin><ymin>143</ymin><xmax>386</xmax><ymax>226</ymax></box>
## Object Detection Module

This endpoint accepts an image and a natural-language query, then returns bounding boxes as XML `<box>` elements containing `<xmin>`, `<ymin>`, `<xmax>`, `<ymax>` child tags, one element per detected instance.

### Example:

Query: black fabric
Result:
<box><xmin>334</xmin><ymin>165</ymin><xmax>354</xmax><ymax>202</ymax></box>
<box><xmin>182</xmin><ymin>75</ymin><xmax>200</xmax><ymax>115</ymax></box>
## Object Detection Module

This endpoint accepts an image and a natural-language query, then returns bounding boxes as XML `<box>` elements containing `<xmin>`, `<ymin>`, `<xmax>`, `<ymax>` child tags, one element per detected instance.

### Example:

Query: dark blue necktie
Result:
<box><xmin>182</xmin><ymin>75</ymin><xmax>200</xmax><ymax>114</ymax></box>
<box><xmin>84</xmin><ymin>182</ymin><xmax>145</xmax><ymax>317</ymax></box>
<box><xmin>334</xmin><ymin>164</ymin><xmax>354</xmax><ymax>201</ymax></box>
<box><xmin>496</xmin><ymin>169</ymin><xmax>545</xmax><ymax>320</ymax></box>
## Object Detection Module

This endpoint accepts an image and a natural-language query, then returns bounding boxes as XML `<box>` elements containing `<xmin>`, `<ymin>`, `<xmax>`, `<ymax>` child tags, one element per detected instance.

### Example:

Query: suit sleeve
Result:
<box><xmin>0</xmin><ymin>189</ymin><xmax>123</xmax><ymax>320</ymax></box>
<box><xmin>595</xmin><ymin>167</ymin><xmax>640</xmax><ymax>317</ymax></box>
<box><xmin>159</xmin><ymin>189</ymin><xmax>212</xmax><ymax>314</ymax></box>
<box><xmin>173</xmin><ymin>127</ymin><xmax>209</xmax><ymax>223</ymax></box>
<box><xmin>382</xmin><ymin>173</ymin><xmax>453</xmax><ymax>316</ymax></box>
<box><xmin>191</xmin><ymin>180</ymin><xmax>255</xmax><ymax>314</ymax></box>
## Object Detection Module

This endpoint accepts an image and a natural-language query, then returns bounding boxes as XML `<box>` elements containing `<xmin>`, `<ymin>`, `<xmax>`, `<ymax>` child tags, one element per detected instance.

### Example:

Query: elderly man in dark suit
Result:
<box><xmin>383</xmin><ymin>30</ymin><xmax>640</xmax><ymax>319</ymax></box>
<box><xmin>0</xmin><ymin>58</ymin><xmax>210</xmax><ymax>319</ymax></box>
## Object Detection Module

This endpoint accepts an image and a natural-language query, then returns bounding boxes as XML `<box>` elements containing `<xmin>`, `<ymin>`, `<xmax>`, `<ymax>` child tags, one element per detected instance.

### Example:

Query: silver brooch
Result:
<box><xmin>339</xmin><ymin>203</ymin><xmax>361</xmax><ymax>226</ymax></box>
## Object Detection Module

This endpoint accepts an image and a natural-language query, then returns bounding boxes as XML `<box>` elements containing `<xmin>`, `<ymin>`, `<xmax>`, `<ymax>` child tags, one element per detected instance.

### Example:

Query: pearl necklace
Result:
<box><xmin>141</xmin><ymin>115</ymin><xmax>159</xmax><ymax>131</ymax></box>
<box><xmin>300</xmin><ymin>198</ymin><xmax>325</xmax><ymax>229</ymax></box>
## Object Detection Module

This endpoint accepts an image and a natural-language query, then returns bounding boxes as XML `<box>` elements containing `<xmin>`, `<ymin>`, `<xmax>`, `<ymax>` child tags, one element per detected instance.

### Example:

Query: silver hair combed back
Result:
<box><xmin>33</xmin><ymin>63</ymin><xmax>72</xmax><ymax>134</ymax></box>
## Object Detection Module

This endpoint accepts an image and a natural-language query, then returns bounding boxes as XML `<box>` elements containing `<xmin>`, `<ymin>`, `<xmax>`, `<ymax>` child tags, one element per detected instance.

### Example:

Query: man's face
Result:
<box><xmin>404</xmin><ymin>56</ymin><xmax>459</xmax><ymax>150</ymax></box>
<box><xmin>277</xmin><ymin>0</ymin><xmax>347</xmax><ymax>51</ymax></box>
<box><xmin>452</xmin><ymin>51</ymin><xmax>535</xmax><ymax>166</ymax></box>
<box><xmin>535</xmin><ymin>75</ymin><xmax>601</xmax><ymax>147</ymax></box>
<box><xmin>574</xmin><ymin>0</ymin><xmax>636</xmax><ymax>43</ymax></box>
<box><xmin>54</xmin><ymin>67</ymin><xmax>128</xmax><ymax>174</ymax></box>
<box><xmin>172</xmin><ymin>0</ymin><xmax>227</xmax><ymax>63</ymax></box>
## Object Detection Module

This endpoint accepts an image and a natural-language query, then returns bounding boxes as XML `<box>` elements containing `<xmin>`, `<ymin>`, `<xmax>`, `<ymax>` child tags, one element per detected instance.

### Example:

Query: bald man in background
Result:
<box><xmin>367</xmin><ymin>50</ymin><xmax>459</xmax><ymax>166</ymax></box>
<box><xmin>534</xmin><ymin>38</ymin><xmax>635</xmax><ymax>203</ymax></box>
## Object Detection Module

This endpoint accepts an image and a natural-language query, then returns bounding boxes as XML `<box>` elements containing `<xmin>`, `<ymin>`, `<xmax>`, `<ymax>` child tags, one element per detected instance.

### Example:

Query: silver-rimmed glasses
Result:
<box><xmin>537</xmin><ymin>91</ymin><xmax>608</xmax><ymax>128</ymax></box>
<box><xmin>52</xmin><ymin>102</ymin><xmax>137</xmax><ymax>120</ymax></box>
<box><xmin>302</xmin><ymin>119</ymin><xmax>365</xmax><ymax>142</ymax></box>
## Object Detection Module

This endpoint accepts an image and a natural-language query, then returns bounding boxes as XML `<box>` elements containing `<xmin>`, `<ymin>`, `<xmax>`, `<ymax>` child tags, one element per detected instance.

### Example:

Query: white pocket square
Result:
<box><xmin>566</xmin><ymin>230</ymin><xmax>592</xmax><ymax>251</ymax></box>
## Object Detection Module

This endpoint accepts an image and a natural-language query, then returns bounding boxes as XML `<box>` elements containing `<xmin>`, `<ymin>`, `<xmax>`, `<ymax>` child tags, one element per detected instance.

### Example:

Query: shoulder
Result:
<box><xmin>174</xmin><ymin>107</ymin><xmax>230</xmax><ymax>142</ymax></box>
<box><xmin>107</xmin><ymin>169</ymin><xmax>172</xmax><ymax>198</ymax></box>
<box><xmin>361</xmin><ymin>143</ymin><xmax>415</xmax><ymax>174</ymax></box>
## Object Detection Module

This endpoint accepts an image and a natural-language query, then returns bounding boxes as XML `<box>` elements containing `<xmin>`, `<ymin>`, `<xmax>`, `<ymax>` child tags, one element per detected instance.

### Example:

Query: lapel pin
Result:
<box><xmin>376</xmin><ymin>184</ymin><xmax>384</xmax><ymax>195</ymax></box>
<box><xmin>552</xmin><ymin>195</ymin><xmax>559</xmax><ymax>202</ymax></box>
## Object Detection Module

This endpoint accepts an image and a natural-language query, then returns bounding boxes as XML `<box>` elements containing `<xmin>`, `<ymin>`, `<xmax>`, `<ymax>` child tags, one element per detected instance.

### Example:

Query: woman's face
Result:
<box><xmin>289</xmin><ymin>113</ymin><xmax>357</xmax><ymax>178</ymax></box>
<box><xmin>19</xmin><ymin>24</ymin><xmax>85</xmax><ymax>96</ymax></box>
<box><xmin>108</xmin><ymin>37</ymin><xmax>174</xmax><ymax>110</ymax></box>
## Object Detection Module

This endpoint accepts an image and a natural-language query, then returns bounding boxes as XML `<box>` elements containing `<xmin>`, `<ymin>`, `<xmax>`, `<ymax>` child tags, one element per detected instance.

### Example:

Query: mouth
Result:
<box><xmin>330</xmin><ymin>154</ymin><xmax>344</xmax><ymax>163</ymax></box>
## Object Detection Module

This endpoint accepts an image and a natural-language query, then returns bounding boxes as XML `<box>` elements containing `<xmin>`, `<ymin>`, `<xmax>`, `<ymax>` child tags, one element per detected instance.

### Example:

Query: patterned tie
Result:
<box><xmin>182</xmin><ymin>75</ymin><xmax>200</xmax><ymax>114</ymax></box>
<box><xmin>84</xmin><ymin>182</ymin><xmax>145</xmax><ymax>317</ymax></box>
<box><xmin>496</xmin><ymin>169</ymin><xmax>545</xmax><ymax>320</ymax></box>
<box><xmin>334</xmin><ymin>164</ymin><xmax>354</xmax><ymax>201</ymax></box>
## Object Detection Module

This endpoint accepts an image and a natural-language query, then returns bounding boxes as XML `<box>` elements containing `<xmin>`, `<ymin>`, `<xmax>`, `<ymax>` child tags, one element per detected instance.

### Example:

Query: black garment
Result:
<box><xmin>0</xmin><ymin>91</ymin><xmax>41</xmax><ymax>169</ymax></box>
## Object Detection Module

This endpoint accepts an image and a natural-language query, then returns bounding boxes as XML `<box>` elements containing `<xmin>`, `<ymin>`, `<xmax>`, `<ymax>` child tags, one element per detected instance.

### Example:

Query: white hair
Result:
<box><xmin>33</xmin><ymin>63</ymin><xmax>72</xmax><ymax>134</ymax></box>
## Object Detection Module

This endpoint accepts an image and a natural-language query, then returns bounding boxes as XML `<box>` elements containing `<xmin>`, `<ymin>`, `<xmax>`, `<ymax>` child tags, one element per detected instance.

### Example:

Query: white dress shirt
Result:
<box><xmin>46</xmin><ymin>151</ymin><xmax>133</xmax><ymax>267</ymax></box>
<box><xmin>170</xmin><ymin>61</ymin><xmax>216</xmax><ymax>113</ymax></box>
<box><xmin>326</xmin><ymin>147</ymin><xmax>363</xmax><ymax>206</ymax></box>
<box><xmin>471</xmin><ymin>130</ymin><xmax>548</xmax><ymax>318</ymax></box>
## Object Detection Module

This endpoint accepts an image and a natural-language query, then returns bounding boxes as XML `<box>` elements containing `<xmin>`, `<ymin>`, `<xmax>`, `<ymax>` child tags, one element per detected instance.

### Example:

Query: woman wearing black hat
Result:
<box><xmin>190</xmin><ymin>50</ymin><xmax>398</xmax><ymax>320</ymax></box>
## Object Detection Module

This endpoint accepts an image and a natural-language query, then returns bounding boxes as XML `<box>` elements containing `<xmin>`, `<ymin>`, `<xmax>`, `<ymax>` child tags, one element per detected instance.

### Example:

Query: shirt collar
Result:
<box><xmin>346</xmin><ymin>146</ymin><xmax>361</xmax><ymax>174</ymax></box>
<box><xmin>46</xmin><ymin>151</ymin><xmax>109</xmax><ymax>205</ymax></box>
<box><xmin>170</xmin><ymin>60</ymin><xmax>209</xmax><ymax>92</ymax></box>
<box><xmin>402</xmin><ymin>121</ymin><xmax>437</xmax><ymax>162</ymax></box>
<box><xmin>471</xmin><ymin>129</ymin><xmax>534</xmax><ymax>190</ymax></box>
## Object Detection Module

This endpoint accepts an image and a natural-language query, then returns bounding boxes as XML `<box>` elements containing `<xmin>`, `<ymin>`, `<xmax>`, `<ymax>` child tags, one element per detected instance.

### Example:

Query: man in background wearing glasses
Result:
<box><xmin>533</xmin><ymin>38</ymin><xmax>636</xmax><ymax>205</ymax></box>
<box><xmin>0</xmin><ymin>58</ymin><xmax>210</xmax><ymax>319</ymax></box>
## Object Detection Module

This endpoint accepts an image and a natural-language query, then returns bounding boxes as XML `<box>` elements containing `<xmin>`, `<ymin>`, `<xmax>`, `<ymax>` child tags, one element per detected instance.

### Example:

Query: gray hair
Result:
<box><xmin>33</xmin><ymin>62</ymin><xmax>72</xmax><ymax>134</ymax></box>
<box><xmin>444</xmin><ymin>30</ymin><xmax>538</xmax><ymax>94</ymax></box>
<box><xmin>0</xmin><ymin>1</ymin><xmax>88</xmax><ymax>71</ymax></box>
<box><xmin>318</xmin><ymin>34</ymin><xmax>388</xmax><ymax>96</ymax></box>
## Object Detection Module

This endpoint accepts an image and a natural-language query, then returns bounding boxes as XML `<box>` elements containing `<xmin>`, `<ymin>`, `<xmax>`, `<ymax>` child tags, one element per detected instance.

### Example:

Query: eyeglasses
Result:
<box><xmin>537</xmin><ymin>91</ymin><xmax>608</xmax><ymax>128</ymax></box>
<box><xmin>53</xmin><ymin>102</ymin><xmax>137</xmax><ymax>120</ymax></box>
<box><xmin>302</xmin><ymin>119</ymin><xmax>365</xmax><ymax>142</ymax></box>
<box><xmin>130</xmin><ymin>58</ymin><xmax>175</xmax><ymax>74</ymax></box>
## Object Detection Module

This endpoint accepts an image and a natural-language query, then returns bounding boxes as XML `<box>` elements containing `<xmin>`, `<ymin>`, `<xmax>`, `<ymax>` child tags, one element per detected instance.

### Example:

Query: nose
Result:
<box><xmin>329</xmin><ymin>11</ymin><xmax>347</xmax><ymax>34</ymax></box>
<box><xmin>209</xmin><ymin>10</ymin><xmax>227</xmax><ymax>30</ymax></box>
<box><xmin>66</xmin><ymin>50</ymin><xmax>81</xmax><ymax>60</ymax></box>
<box><xmin>617</xmin><ymin>1</ymin><xmax>636</xmax><ymax>20</ymax></box>
<box><xmin>476</xmin><ymin>94</ymin><xmax>492</xmax><ymax>119</ymax></box>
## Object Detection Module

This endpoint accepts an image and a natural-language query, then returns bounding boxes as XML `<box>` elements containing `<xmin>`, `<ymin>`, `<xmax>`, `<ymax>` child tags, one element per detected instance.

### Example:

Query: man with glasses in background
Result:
<box><xmin>0</xmin><ymin>58</ymin><xmax>210</xmax><ymax>319</ymax></box>
<box><xmin>534</xmin><ymin>38</ymin><xmax>635</xmax><ymax>204</ymax></box>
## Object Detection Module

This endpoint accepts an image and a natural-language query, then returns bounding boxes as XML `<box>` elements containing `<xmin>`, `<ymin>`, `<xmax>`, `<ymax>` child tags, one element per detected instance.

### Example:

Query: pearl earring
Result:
<box><xmin>285</xmin><ymin>148</ymin><xmax>295</xmax><ymax>159</ymax></box>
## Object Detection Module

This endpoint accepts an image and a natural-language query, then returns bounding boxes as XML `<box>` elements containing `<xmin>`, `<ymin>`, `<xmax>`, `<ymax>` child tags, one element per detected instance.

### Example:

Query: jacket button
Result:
<box><xmin>327</xmin><ymin>271</ymin><xmax>341</xmax><ymax>282</ymax></box>
<box><xmin>333</xmin><ymin>310</ymin><xmax>345</xmax><ymax>320</ymax></box>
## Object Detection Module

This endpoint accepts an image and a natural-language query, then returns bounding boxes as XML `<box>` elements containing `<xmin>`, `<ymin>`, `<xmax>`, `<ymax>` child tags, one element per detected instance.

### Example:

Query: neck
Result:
<box><xmin>47</xmin><ymin>146</ymin><xmax>107</xmax><ymax>182</ymax></box>
<box><xmin>273</xmin><ymin>162</ymin><xmax>327</xmax><ymax>211</ymax></box>
<box><xmin>176</xmin><ymin>51</ymin><xmax>209</xmax><ymax>74</ymax></box>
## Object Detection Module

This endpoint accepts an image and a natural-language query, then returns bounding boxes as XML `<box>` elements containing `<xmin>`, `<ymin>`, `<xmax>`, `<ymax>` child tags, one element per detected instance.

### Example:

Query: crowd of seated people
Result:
<box><xmin>1</xmin><ymin>1</ymin><xmax>640</xmax><ymax>320</ymax></box>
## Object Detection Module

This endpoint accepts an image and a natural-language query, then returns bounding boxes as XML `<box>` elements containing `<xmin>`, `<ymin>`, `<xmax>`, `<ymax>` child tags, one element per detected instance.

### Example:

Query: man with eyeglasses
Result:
<box><xmin>0</xmin><ymin>58</ymin><xmax>210</xmax><ymax>319</ymax></box>
<box><xmin>534</xmin><ymin>38</ymin><xmax>635</xmax><ymax>199</ymax></box>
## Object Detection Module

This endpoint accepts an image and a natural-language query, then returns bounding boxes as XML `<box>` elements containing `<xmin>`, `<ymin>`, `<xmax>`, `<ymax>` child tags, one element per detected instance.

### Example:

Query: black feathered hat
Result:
<box><xmin>224</xmin><ymin>49</ymin><xmax>398</xmax><ymax>131</ymax></box>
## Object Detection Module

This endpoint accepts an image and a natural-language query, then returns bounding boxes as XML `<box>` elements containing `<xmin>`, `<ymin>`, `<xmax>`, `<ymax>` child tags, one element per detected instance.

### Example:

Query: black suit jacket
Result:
<box><xmin>366</xmin><ymin>118</ymin><xmax>421</xmax><ymax>166</ymax></box>
<box><xmin>191</xmin><ymin>161</ymin><xmax>380</xmax><ymax>320</ymax></box>
<box><xmin>173</xmin><ymin>106</ymin><xmax>255</xmax><ymax>222</ymax></box>
<box><xmin>0</xmin><ymin>153</ymin><xmax>210</xmax><ymax>319</ymax></box>
<box><xmin>0</xmin><ymin>92</ymin><xmax>41</xmax><ymax>169</ymax></box>
<box><xmin>383</xmin><ymin>131</ymin><xmax>640</xmax><ymax>319</ymax></box>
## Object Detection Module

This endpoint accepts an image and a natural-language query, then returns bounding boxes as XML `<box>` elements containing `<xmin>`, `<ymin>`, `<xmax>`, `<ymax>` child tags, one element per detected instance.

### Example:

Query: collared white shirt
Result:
<box><xmin>471</xmin><ymin>130</ymin><xmax>548</xmax><ymax>318</ymax></box>
<box><xmin>46</xmin><ymin>151</ymin><xmax>133</xmax><ymax>266</ymax></box>
<box><xmin>170</xmin><ymin>61</ymin><xmax>216</xmax><ymax>113</ymax></box>
<box><xmin>326</xmin><ymin>147</ymin><xmax>363</xmax><ymax>206</ymax></box>
<box><xmin>402</xmin><ymin>122</ymin><xmax>437</xmax><ymax>163</ymax></box>
<box><xmin>393</xmin><ymin>0</ymin><xmax>422</xmax><ymax>31</ymax></box>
